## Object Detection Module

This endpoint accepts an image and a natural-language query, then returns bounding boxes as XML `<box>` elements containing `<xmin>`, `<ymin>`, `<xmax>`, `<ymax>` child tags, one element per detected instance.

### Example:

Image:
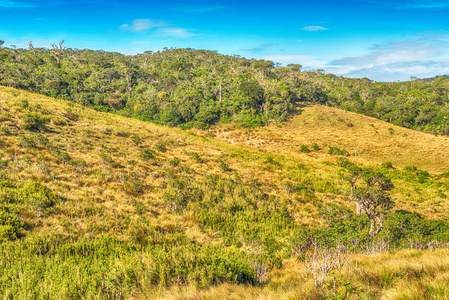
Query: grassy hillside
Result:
<box><xmin>1</xmin><ymin>86</ymin><xmax>449</xmax><ymax>299</ymax></box>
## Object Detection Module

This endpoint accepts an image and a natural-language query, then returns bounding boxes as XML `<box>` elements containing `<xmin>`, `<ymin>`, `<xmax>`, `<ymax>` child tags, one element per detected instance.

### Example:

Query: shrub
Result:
<box><xmin>57</xmin><ymin>151</ymin><xmax>72</xmax><ymax>164</ymax></box>
<box><xmin>154</xmin><ymin>142</ymin><xmax>167</xmax><ymax>153</ymax></box>
<box><xmin>168</xmin><ymin>157</ymin><xmax>180</xmax><ymax>166</ymax></box>
<box><xmin>328</xmin><ymin>146</ymin><xmax>349</xmax><ymax>156</ymax></box>
<box><xmin>17</xmin><ymin>180</ymin><xmax>58</xmax><ymax>212</ymax></box>
<box><xmin>63</xmin><ymin>109</ymin><xmax>80</xmax><ymax>121</ymax></box>
<box><xmin>311</xmin><ymin>143</ymin><xmax>320</xmax><ymax>151</ymax></box>
<box><xmin>131</xmin><ymin>134</ymin><xmax>141</xmax><ymax>146</ymax></box>
<box><xmin>21</xmin><ymin>112</ymin><xmax>48</xmax><ymax>131</ymax></box>
<box><xmin>187</xmin><ymin>151</ymin><xmax>204</xmax><ymax>163</ymax></box>
<box><xmin>139</xmin><ymin>149</ymin><xmax>155</xmax><ymax>161</ymax></box>
<box><xmin>0</xmin><ymin>208</ymin><xmax>24</xmax><ymax>241</ymax></box>
<box><xmin>381</xmin><ymin>161</ymin><xmax>395</xmax><ymax>169</ymax></box>
<box><xmin>300</xmin><ymin>145</ymin><xmax>310</xmax><ymax>153</ymax></box>
<box><xmin>20</xmin><ymin>99</ymin><xmax>29</xmax><ymax>109</ymax></box>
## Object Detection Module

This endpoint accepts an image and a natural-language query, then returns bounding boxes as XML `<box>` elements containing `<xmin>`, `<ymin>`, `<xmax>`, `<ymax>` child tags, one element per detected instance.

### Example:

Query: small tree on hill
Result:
<box><xmin>345</xmin><ymin>164</ymin><xmax>394</xmax><ymax>237</ymax></box>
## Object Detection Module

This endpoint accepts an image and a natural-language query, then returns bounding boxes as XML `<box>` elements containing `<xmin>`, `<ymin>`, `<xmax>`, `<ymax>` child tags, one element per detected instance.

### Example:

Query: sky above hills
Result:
<box><xmin>1</xmin><ymin>0</ymin><xmax>448</xmax><ymax>81</ymax></box>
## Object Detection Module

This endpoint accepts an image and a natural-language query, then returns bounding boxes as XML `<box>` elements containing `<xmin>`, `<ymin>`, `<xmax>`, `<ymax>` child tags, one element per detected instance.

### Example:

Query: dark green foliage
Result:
<box><xmin>139</xmin><ymin>149</ymin><xmax>155</xmax><ymax>161</ymax></box>
<box><xmin>383</xmin><ymin>210</ymin><xmax>449</xmax><ymax>249</ymax></box>
<box><xmin>21</xmin><ymin>112</ymin><xmax>48</xmax><ymax>132</ymax></box>
<box><xmin>187</xmin><ymin>151</ymin><xmax>204</xmax><ymax>163</ymax></box>
<box><xmin>20</xmin><ymin>99</ymin><xmax>29</xmax><ymax>109</ymax></box>
<box><xmin>168</xmin><ymin>157</ymin><xmax>180</xmax><ymax>167</ymax></box>
<box><xmin>311</xmin><ymin>143</ymin><xmax>320</xmax><ymax>151</ymax></box>
<box><xmin>381</xmin><ymin>161</ymin><xmax>394</xmax><ymax>169</ymax></box>
<box><xmin>265</xmin><ymin>156</ymin><xmax>282</xmax><ymax>167</ymax></box>
<box><xmin>131</xmin><ymin>134</ymin><xmax>141</xmax><ymax>146</ymax></box>
<box><xmin>0</xmin><ymin>208</ymin><xmax>24</xmax><ymax>242</ymax></box>
<box><xmin>328</xmin><ymin>146</ymin><xmax>349</xmax><ymax>156</ymax></box>
<box><xmin>1</xmin><ymin>46</ymin><xmax>449</xmax><ymax>133</ymax></box>
<box><xmin>300</xmin><ymin>145</ymin><xmax>310</xmax><ymax>153</ymax></box>
<box><xmin>154</xmin><ymin>142</ymin><xmax>167</xmax><ymax>153</ymax></box>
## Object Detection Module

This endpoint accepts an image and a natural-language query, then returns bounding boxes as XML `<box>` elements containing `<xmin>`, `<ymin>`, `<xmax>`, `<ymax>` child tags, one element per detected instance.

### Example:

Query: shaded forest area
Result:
<box><xmin>1</xmin><ymin>42</ymin><xmax>449</xmax><ymax>133</ymax></box>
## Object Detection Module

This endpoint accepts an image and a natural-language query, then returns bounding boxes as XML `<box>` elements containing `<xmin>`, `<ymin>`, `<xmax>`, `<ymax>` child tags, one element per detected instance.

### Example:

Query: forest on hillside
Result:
<box><xmin>0</xmin><ymin>42</ymin><xmax>449</xmax><ymax>133</ymax></box>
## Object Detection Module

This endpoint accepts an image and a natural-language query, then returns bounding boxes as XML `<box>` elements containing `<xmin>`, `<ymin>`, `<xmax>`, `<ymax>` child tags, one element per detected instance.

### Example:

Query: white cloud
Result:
<box><xmin>120</xmin><ymin>19</ymin><xmax>165</xmax><ymax>32</ymax></box>
<box><xmin>326</xmin><ymin>32</ymin><xmax>449</xmax><ymax>81</ymax></box>
<box><xmin>302</xmin><ymin>26</ymin><xmax>328</xmax><ymax>32</ymax></box>
<box><xmin>154</xmin><ymin>27</ymin><xmax>196</xmax><ymax>38</ymax></box>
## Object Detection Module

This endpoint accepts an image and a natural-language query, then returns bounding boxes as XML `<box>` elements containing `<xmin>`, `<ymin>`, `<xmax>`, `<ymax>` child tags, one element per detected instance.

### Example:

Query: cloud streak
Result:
<box><xmin>154</xmin><ymin>27</ymin><xmax>197</xmax><ymax>38</ymax></box>
<box><xmin>0</xmin><ymin>1</ymin><xmax>34</xmax><ymax>8</ymax></box>
<box><xmin>302</xmin><ymin>26</ymin><xmax>328</xmax><ymax>32</ymax></box>
<box><xmin>120</xmin><ymin>19</ymin><xmax>165</xmax><ymax>32</ymax></box>
<box><xmin>176</xmin><ymin>5</ymin><xmax>224</xmax><ymax>13</ymax></box>
<box><xmin>120</xmin><ymin>19</ymin><xmax>196</xmax><ymax>38</ymax></box>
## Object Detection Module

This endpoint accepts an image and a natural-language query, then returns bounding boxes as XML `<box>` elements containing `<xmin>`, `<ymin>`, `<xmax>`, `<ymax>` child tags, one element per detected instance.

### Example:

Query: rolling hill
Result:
<box><xmin>1</xmin><ymin>86</ymin><xmax>449</xmax><ymax>299</ymax></box>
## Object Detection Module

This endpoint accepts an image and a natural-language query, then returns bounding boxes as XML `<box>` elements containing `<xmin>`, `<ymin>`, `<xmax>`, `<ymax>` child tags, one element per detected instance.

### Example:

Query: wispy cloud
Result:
<box><xmin>240</xmin><ymin>43</ymin><xmax>275</xmax><ymax>53</ymax></box>
<box><xmin>119</xmin><ymin>19</ymin><xmax>197</xmax><ymax>38</ymax></box>
<box><xmin>302</xmin><ymin>26</ymin><xmax>328</xmax><ymax>32</ymax></box>
<box><xmin>327</xmin><ymin>32</ymin><xmax>449</xmax><ymax>81</ymax></box>
<box><xmin>120</xmin><ymin>19</ymin><xmax>165</xmax><ymax>32</ymax></box>
<box><xmin>358</xmin><ymin>0</ymin><xmax>449</xmax><ymax>10</ymax></box>
<box><xmin>154</xmin><ymin>27</ymin><xmax>197</xmax><ymax>38</ymax></box>
<box><xmin>176</xmin><ymin>5</ymin><xmax>224</xmax><ymax>13</ymax></box>
<box><xmin>0</xmin><ymin>1</ymin><xmax>34</xmax><ymax>8</ymax></box>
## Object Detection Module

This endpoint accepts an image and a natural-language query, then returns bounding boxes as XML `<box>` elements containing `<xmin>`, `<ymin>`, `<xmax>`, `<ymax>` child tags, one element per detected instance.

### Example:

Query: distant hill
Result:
<box><xmin>420</xmin><ymin>74</ymin><xmax>449</xmax><ymax>82</ymax></box>
<box><xmin>0</xmin><ymin>45</ymin><xmax>449</xmax><ymax>135</ymax></box>
<box><xmin>1</xmin><ymin>86</ymin><xmax>449</xmax><ymax>298</ymax></box>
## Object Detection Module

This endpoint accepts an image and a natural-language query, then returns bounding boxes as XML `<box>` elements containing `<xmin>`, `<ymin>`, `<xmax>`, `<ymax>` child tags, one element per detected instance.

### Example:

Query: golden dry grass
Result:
<box><xmin>209</xmin><ymin>105</ymin><xmax>449</xmax><ymax>174</ymax></box>
<box><xmin>2</xmin><ymin>86</ymin><xmax>449</xmax><ymax>299</ymax></box>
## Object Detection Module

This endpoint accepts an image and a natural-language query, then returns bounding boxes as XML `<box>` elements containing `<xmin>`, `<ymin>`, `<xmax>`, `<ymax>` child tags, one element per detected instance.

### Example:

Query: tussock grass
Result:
<box><xmin>1</xmin><ymin>86</ymin><xmax>449</xmax><ymax>299</ymax></box>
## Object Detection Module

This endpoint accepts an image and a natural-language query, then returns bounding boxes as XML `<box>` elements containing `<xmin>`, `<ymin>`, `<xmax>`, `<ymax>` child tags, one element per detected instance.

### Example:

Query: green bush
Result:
<box><xmin>187</xmin><ymin>151</ymin><xmax>204</xmax><ymax>163</ymax></box>
<box><xmin>21</xmin><ymin>112</ymin><xmax>48</xmax><ymax>132</ymax></box>
<box><xmin>139</xmin><ymin>149</ymin><xmax>155</xmax><ymax>161</ymax></box>
<box><xmin>300</xmin><ymin>145</ymin><xmax>310</xmax><ymax>153</ymax></box>
<box><xmin>168</xmin><ymin>157</ymin><xmax>180</xmax><ymax>166</ymax></box>
<box><xmin>131</xmin><ymin>134</ymin><xmax>141</xmax><ymax>146</ymax></box>
<box><xmin>0</xmin><ymin>208</ymin><xmax>24</xmax><ymax>241</ymax></box>
<box><xmin>154</xmin><ymin>142</ymin><xmax>167</xmax><ymax>153</ymax></box>
<box><xmin>328</xmin><ymin>146</ymin><xmax>349</xmax><ymax>156</ymax></box>
<box><xmin>17</xmin><ymin>180</ymin><xmax>58</xmax><ymax>212</ymax></box>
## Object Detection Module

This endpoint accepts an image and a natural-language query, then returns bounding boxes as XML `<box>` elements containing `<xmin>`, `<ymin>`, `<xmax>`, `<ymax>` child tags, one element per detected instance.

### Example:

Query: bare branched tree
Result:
<box><xmin>299</xmin><ymin>242</ymin><xmax>350</xmax><ymax>287</ymax></box>
<box><xmin>50</xmin><ymin>40</ymin><xmax>66</xmax><ymax>63</ymax></box>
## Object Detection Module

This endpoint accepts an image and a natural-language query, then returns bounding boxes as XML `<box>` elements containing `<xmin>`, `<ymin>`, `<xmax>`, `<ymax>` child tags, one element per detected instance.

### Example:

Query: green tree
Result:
<box><xmin>346</xmin><ymin>166</ymin><xmax>394</xmax><ymax>237</ymax></box>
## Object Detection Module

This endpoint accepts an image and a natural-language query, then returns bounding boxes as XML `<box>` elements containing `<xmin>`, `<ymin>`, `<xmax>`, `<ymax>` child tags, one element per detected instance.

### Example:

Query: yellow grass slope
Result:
<box><xmin>209</xmin><ymin>105</ymin><xmax>449</xmax><ymax>174</ymax></box>
<box><xmin>2</xmin><ymin>86</ymin><xmax>449</xmax><ymax>299</ymax></box>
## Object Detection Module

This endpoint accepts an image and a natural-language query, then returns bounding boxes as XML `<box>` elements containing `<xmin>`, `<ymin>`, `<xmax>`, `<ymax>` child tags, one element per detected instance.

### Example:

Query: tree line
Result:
<box><xmin>0</xmin><ymin>41</ymin><xmax>448</xmax><ymax>132</ymax></box>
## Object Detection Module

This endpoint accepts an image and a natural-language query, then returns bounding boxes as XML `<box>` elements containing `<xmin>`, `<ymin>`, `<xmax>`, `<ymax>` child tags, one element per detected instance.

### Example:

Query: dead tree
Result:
<box><xmin>28</xmin><ymin>41</ymin><xmax>37</xmax><ymax>54</ymax></box>
<box><xmin>50</xmin><ymin>40</ymin><xmax>66</xmax><ymax>63</ymax></box>
<box><xmin>301</xmin><ymin>243</ymin><xmax>350</xmax><ymax>287</ymax></box>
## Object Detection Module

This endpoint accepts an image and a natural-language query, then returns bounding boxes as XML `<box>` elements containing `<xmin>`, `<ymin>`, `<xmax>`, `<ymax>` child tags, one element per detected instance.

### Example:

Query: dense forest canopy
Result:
<box><xmin>1</xmin><ymin>43</ymin><xmax>449</xmax><ymax>133</ymax></box>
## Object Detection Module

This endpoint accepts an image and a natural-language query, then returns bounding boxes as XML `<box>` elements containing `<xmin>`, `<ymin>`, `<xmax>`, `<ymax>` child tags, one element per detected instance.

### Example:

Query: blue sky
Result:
<box><xmin>1</xmin><ymin>0</ymin><xmax>449</xmax><ymax>81</ymax></box>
